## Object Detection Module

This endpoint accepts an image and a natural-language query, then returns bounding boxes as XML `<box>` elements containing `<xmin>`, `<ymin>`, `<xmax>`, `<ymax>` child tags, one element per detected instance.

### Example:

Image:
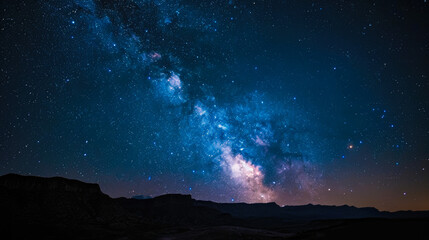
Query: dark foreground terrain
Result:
<box><xmin>0</xmin><ymin>174</ymin><xmax>427</xmax><ymax>239</ymax></box>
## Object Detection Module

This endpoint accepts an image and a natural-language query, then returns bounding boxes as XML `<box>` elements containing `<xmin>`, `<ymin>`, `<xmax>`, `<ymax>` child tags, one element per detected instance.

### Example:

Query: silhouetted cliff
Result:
<box><xmin>0</xmin><ymin>174</ymin><xmax>428</xmax><ymax>240</ymax></box>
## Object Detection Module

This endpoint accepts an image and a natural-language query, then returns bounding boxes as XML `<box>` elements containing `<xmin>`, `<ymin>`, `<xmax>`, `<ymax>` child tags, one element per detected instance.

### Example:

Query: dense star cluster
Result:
<box><xmin>1</xmin><ymin>0</ymin><xmax>428</xmax><ymax>211</ymax></box>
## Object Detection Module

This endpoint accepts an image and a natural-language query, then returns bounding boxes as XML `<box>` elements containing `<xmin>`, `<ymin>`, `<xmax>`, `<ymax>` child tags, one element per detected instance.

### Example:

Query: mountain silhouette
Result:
<box><xmin>0</xmin><ymin>173</ymin><xmax>427</xmax><ymax>239</ymax></box>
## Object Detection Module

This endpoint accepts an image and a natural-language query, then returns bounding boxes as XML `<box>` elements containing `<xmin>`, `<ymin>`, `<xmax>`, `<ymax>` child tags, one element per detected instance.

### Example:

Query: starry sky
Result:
<box><xmin>1</xmin><ymin>0</ymin><xmax>428</xmax><ymax>211</ymax></box>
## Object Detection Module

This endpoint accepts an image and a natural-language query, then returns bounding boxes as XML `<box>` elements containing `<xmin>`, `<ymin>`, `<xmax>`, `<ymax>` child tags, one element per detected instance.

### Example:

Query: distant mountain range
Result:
<box><xmin>131</xmin><ymin>195</ymin><xmax>152</xmax><ymax>200</ymax></box>
<box><xmin>0</xmin><ymin>173</ymin><xmax>427</xmax><ymax>239</ymax></box>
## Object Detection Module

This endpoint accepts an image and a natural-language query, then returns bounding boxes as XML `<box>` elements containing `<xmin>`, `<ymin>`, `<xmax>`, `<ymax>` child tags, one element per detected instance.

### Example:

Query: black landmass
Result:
<box><xmin>0</xmin><ymin>174</ymin><xmax>427</xmax><ymax>239</ymax></box>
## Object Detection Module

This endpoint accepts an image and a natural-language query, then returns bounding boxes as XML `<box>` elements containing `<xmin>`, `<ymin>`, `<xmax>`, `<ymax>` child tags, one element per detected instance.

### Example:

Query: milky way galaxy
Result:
<box><xmin>1</xmin><ymin>0</ymin><xmax>428</xmax><ymax>211</ymax></box>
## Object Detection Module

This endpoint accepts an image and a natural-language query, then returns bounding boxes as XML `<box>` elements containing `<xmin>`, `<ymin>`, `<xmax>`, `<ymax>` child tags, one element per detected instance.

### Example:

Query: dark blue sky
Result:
<box><xmin>1</xmin><ymin>0</ymin><xmax>428</xmax><ymax>211</ymax></box>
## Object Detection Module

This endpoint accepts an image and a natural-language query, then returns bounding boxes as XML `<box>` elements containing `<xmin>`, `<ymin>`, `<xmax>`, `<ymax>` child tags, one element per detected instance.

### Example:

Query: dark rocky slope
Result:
<box><xmin>0</xmin><ymin>173</ymin><xmax>427</xmax><ymax>239</ymax></box>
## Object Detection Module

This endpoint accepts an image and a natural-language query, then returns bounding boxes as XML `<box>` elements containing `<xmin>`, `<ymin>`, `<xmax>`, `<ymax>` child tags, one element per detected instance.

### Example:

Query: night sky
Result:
<box><xmin>1</xmin><ymin>0</ymin><xmax>428</xmax><ymax>211</ymax></box>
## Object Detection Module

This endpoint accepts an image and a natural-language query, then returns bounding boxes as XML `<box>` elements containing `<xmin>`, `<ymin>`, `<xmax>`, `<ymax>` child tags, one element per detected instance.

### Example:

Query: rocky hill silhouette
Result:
<box><xmin>0</xmin><ymin>173</ymin><xmax>427</xmax><ymax>239</ymax></box>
